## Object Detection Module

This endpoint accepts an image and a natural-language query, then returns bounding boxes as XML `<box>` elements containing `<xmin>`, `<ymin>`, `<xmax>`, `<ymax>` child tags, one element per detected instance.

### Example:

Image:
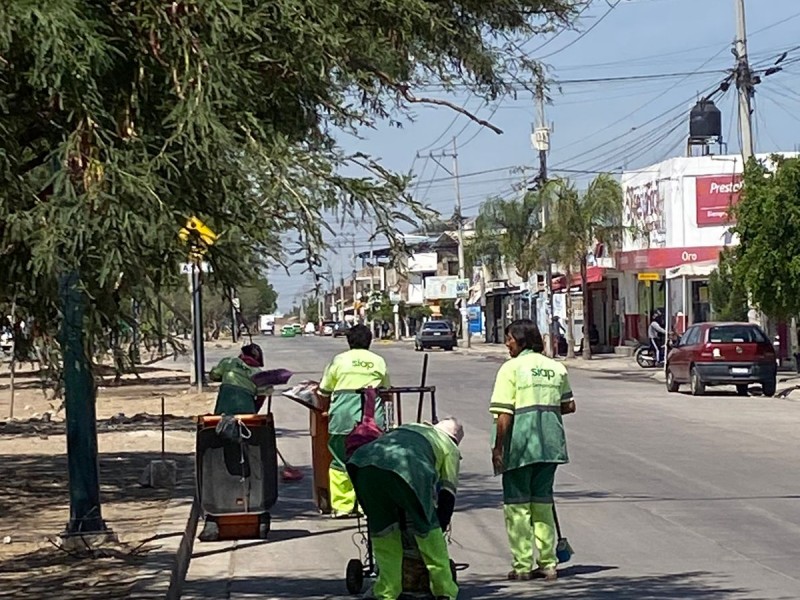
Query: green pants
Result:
<box><xmin>502</xmin><ymin>463</ymin><xmax>558</xmax><ymax>574</ymax></box>
<box><xmin>350</xmin><ymin>466</ymin><xmax>458</xmax><ymax>600</ymax></box>
<box><xmin>328</xmin><ymin>434</ymin><xmax>357</xmax><ymax>515</ymax></box>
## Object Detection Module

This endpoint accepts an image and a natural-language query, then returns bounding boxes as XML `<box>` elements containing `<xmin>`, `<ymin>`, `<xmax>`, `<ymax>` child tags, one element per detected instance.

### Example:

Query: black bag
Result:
<box><xmin>215</xmin><ymin>414</ymin><xmax>246</xmax><ymax>443</ymax></box>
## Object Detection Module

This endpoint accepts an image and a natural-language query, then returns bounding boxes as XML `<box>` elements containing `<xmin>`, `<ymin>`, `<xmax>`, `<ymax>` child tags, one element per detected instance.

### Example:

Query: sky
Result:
<box><xmin>272</xmin><ymin>0</ymin><xmax>800</xmax><ymax>311</ymax></box>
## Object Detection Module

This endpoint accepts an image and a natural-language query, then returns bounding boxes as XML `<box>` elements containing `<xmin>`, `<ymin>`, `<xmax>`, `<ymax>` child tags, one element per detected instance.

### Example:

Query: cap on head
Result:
<box><xmin>434</xmin><ymin>417</ymin><xmax>464</xmax><ymax>445</ymax></box>
<box><xmin>240</xmin><ymin>343</ymin><xmax>264</xmax><ymax>367</ymax></box>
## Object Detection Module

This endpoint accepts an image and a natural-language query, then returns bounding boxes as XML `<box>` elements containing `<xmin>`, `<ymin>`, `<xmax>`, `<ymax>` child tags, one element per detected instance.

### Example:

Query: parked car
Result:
<box><xmin>304</xmin><ymin>322</ymin><xmax>316</xmax><ymax>335</ymax></box>
<box><xmin>280</xmin><ymin>324</ymin><xmax>296</xmax><ymax>338</ymax></box>
<box><xmin>415</xmin><ymin>320</ymin><xmax>457</xmax><ymax>352</ymax></box>
<box><xmin>291</xmin><ymin>323</ymin><xmax>303</xmax><ymax>335</ymax></box>
<box><xmin>320</xmin><ymin>321</ymin><xmax>336</xmax><ymax>336</ymax></box>
<box><xmin>332</xmin><ymin>321</ymin><xmax>351</xmax><ymax>338</ymax></box>
<box><xmin>665</xmin><ymin>322</ymin><xmax>777</xmax><ymax>396</ymax></box>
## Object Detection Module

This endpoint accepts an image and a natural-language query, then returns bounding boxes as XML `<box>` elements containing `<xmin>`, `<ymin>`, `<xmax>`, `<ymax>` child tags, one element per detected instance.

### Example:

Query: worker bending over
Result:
<box><xmin>317</xmin><ymin>324</ymin><xmax>390</xmax><ymax>517</ymax></box>
<box><xmin>347</xmin><ymin>418</ymin><xmax>463</xmax><ymax>600</ymax></box>
<box><xmin>209</xmin><ymin>343</ymin><xmax>271</xmax><ymax>414</ymax></box>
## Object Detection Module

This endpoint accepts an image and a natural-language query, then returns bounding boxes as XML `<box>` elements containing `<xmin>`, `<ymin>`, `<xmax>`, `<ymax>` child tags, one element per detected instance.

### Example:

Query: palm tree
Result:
<box><xmin>467</xmin><ymin>187</ymin><xmax>550</xmax><ymax>283</ymax></box>
<box><xmin>545</xmin><ymin>174</ymin><xmax>627</xmax><ymax>360</ymax></box>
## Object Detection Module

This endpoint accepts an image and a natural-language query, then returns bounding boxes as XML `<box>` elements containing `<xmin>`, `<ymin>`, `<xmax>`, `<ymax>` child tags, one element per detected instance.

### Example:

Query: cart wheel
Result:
<box><xmin>258</xmin><ymin>513</ymin><xmax>271</xmax><ymax>539</ymax></box>
<box><xmin>450</xmin><ymin>559</ymin><xmax>457</xmax><ymax>583</ymax></box>
<box><xmin>346</xmin><ymin>559</ymin><xmax>365</xmax><ymax>594</ymax></box>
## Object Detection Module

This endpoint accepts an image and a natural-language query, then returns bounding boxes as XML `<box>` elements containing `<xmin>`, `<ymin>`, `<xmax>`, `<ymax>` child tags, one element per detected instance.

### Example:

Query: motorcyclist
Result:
<box><xmin>648</xmin><ymin>311</ymin><xmax>668</xmax><ymax>366</ymax></box>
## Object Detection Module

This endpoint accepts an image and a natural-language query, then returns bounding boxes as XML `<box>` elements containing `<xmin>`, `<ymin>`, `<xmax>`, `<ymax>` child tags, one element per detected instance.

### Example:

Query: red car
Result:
<box><xmin>665</xmin><ymin>322</ymin><xmax>777</xmax><ymax>396</ymax></box>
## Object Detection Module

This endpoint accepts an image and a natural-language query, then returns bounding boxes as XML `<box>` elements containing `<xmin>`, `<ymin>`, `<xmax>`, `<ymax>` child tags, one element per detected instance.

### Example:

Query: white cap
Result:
<box><xmin>434</xmin><ymin>417</ymin><xmax>464</xmax><ymax>446</ymax></box>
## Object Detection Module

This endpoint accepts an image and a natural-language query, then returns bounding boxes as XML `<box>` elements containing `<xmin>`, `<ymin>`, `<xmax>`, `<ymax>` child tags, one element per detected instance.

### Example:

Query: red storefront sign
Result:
<box><xmin>696</xmin><ymin>175</ymin><xmax>743</xmax><ymax>226</ymax></box>
<box><xmin>616</xmin><ymin>246</ymin><xmax>723</xmax><ymax>271</ymax></box>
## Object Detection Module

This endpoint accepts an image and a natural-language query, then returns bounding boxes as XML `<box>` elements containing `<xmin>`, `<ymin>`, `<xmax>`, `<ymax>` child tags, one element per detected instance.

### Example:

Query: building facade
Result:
<box><xmin>616</xmin><ymin>152</ymin><xmax>797</xmax><ymax>341</ymax></box>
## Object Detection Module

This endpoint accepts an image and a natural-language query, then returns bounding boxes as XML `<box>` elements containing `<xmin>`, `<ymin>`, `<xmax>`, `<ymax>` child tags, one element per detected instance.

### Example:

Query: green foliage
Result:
<box><xmin>708</xmin><ymin>249</ymin><xmax>748</xmax><ymax>322</ymax></box>
<box><xmin>733</xmin><ymin>156</ymin><xmax>800</xmax><ymax>320</ymax></box>
<box><xmin>0</xmin><ymin>0</ymin><xmax>579</xmax><ymax>373</ymax></box>
<box><xmin>439</xmin><ymin>299</ymin><xmax>460</xmax><ymax>323</ymax></box>
<box><xmin>367</xmin><ymin>293</ymin><xmax>395</xmax><ymax>322</ymax></box>
<box><xmin>543</xmin><ymin>175</ymin><xmax>627</xmax><ymax>359</ymax></box>
<box><xmin>468</xmin><ymin>187</ymin><xmax>548</xmax><ymax>280</ymax></box>
<box><xmin>407</xmin><ymin>305</ymin><xmax>432</xmax><ymax>321</ymax></box>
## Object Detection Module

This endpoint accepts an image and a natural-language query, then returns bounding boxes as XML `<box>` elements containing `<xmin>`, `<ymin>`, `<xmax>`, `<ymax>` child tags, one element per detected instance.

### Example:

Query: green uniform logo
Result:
<box><xmin>352</xmin><ymin>359</ymin><xmax>375</xmax><ymax>370</ymax></box>
<box><xmin>531</xmin><ymin>368</ymin><xmax>556</xmax><ymax>380</ymax></box>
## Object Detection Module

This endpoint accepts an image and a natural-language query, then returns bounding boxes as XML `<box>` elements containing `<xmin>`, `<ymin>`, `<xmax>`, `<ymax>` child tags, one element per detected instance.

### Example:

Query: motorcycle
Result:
<box><xmin>634</xmin><ymin>332</ymin><xmax>678</xmax><ymax>369</ymax></box>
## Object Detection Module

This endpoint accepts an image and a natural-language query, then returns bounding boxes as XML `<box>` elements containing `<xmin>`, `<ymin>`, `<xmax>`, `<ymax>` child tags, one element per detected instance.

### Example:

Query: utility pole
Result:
<box><xmin>733</xmin><ymin>0</ymin><xmax>762</xmax><ymax>327</ymax></box>
<box><xmin>229</xmin><ymin>286</ymin><xmax>238</xmax><ymax>343</ymax></box>
<box><xmin>427</xmin><ymin>141</ymin><xmax>471</xmax><ymax>348</ymax></box>
<box><xmin>452</xmin><ymin>138</ymin><xmax>471</xmax><ymax>349</ymax></box>
<box><xmin>533</xmin><ymin>84</ymin><xmax>555</xmax><ymax>357</ymax></box>
<box><xmin>734</xmin><ymin>0</ymin><xmax>755</xmax><ymax>161</ymax></box>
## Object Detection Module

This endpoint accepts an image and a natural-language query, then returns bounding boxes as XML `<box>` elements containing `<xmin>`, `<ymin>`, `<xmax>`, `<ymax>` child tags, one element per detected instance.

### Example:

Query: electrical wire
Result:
<box><xmin>537</xmin><ymin>0</ymin><xmax>622</xmax><ymax>60</ymax></box>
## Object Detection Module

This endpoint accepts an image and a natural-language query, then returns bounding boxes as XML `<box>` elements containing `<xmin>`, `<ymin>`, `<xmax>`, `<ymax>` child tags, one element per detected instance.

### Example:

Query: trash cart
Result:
<box><xmin>195</xmin><ymin>413</ymin><xmax>278</xmax><ymax>540</ymax></box>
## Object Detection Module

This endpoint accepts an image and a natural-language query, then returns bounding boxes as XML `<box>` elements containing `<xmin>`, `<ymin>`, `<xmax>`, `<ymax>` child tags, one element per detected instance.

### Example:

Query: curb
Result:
<box><xmin>167</xmin><ymin>498</ymin><xmax>200</xmax><ymax>600</ymax></box>
<box><xmin>127</xmin><ymin>493</ymin><xmax>199</xmax><ymax>600</ymax></box>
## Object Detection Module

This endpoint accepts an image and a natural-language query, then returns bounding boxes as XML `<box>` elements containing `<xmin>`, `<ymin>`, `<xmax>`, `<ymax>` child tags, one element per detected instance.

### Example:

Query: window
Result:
<box><xmin>423</xmin><ymin>321</ymin><xmax>451</xmax><ymax>331</ymax></box>
<box><xmin>447</xmin><ymin>262</ymin><xmax>459</xmax><ymax>276</ymax></box>
<box><xmin>681</xmin><ymin>326</ymin><xmax>702</xmax><ymax>346</ymax></box>
<box><xmin>708</xmin><ymin>325</ymin><xmax>767</xmax><ymax>344</ymax></box>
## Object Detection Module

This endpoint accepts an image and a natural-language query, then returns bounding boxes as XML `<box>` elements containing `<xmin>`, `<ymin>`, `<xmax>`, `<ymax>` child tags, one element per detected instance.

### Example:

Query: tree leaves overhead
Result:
<box><xmin>733</xmin><ymin>155</ymin><xmax>800</xmax><ymax>320</ymax></box>
<box><xmin>0</xmin><ymin>0</ymin><xmax>579</xmax><ymax>346</ymax></box>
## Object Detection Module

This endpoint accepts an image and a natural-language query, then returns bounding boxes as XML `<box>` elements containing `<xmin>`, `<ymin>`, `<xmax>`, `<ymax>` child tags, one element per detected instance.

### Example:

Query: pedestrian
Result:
<box><xmin>317</xmin><ymin>324</ymin><xmax>390</xmax><ymax>518</ymax></box>
<box><xmin>209</xmin><ymin>343</ymin><xmax>271</xmax><ymax>414</ymax></box>
<box><xmin>648</xmin><ymin>310</ymin><xmax>667</xmax><ymax>365</ymax></box>
<box><xmin>490</xmin><ymin>319</ymin><xmax>576</xmax><ymax>582</ymax></box>
<box><xmin>347</xmin><ymin>418</ymin><xmax>463</xmax><ymax>600</ymax></box>
<box><xmin>551</xmin><ymin>316</ymin><xmax>566</xmax><ymax>356</ymax></box>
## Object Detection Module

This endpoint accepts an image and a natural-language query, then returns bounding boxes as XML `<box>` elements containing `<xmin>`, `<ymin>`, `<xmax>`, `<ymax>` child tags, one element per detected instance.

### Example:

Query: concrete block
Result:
<box><xmin>139</xmin><ymin>459</ymin><xmax>178</xmax><ymax>488</ymax></box>
<box><xmin>614</xmin><ymin>346</ymin><xmax>634</xmax><ymax>357</ymax></box>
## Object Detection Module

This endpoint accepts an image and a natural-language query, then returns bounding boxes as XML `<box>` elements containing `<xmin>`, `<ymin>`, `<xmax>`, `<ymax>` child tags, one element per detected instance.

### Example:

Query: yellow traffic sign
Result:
<box><xmin>637</xmin><ymin>272</ymin><xmax>661</xmax><ymax>282</ymax></box>
<box><xmin>179</xmin><ymin>216</ymin><xmax>218</xmax><ymax>248</ymax></box>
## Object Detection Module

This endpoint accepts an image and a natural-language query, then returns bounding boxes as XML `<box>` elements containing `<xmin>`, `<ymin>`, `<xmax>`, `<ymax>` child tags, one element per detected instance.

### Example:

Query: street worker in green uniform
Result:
<box><xmin>347</xmin><ymin>418</ymin><xmax>464</xmax><ymax>600</ymax></box>
<box><xmin>209</xmin><ymin>343</ymin><xmax>271</xmax><ymax>414</ymax></box>
<box><xmin>489</xmin><ymin>319</ymin><xmax>576</xmax><ymax>582</ymax></box>
<box><xmin>317</xmin><ymin>324</ymin><xmax>390</xmax><ymax>517</ymax></box>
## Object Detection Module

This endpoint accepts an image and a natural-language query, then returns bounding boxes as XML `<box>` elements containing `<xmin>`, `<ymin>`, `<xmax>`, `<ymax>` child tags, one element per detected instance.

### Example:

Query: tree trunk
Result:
<box><xmin>581</xmin><ymin>256</ymin><xmax>592</xmax><ymax>360</ymax></box>
<box><xmin>565</xmin><ymin>267</ymin><xmax>576</xmax><ymax>359</ymax></box>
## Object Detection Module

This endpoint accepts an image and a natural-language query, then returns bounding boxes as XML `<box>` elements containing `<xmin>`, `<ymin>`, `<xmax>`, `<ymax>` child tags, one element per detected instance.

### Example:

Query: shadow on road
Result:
<box><xmin>182</xmin><ymin>569</ymin><xmax>761</xmax><ymax>599</ymax></box>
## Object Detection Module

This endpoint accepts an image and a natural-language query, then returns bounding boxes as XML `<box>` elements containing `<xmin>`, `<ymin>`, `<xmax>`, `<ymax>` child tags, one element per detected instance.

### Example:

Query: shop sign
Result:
<box><xmin>637</xmin><ymin>272</ymin><xmax>661</xmax><ymax>282</ymax></box>
<box><xmin>696</xmin><ymin>175</ymin><xmax>743</xmax><ymax>226</ymax></box>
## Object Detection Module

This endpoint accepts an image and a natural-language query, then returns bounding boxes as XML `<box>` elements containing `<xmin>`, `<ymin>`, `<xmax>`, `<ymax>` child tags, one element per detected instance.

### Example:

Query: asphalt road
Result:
<box><xmin>181</xmin><ymin>335</ymin><xmax>800</xmax><ymax>599</ymax></box>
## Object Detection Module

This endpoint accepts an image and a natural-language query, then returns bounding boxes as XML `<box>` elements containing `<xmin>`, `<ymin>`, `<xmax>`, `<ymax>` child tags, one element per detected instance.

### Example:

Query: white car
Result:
<box><xmin>304</xmin><ymin>322</ymin><xmax>316</xmax><ymax>335</ymax></box>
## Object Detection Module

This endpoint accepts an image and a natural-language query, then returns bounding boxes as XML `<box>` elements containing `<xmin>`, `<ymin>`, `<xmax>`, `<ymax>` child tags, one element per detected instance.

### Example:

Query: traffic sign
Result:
<box><xmin>180</xmin><ymin>262</ymin><xmax>212</xmax><ymax>274</ymax></box>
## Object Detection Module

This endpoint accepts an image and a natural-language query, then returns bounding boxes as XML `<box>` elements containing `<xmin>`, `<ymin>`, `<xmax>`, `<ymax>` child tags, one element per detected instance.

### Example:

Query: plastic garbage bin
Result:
<box><xmin>195</xmin><ymin>413</ymin><xmax>278</xmax><ymax>540</ymax></box>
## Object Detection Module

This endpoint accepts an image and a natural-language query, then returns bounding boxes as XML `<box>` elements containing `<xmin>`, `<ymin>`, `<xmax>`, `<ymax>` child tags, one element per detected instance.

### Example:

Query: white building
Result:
<box><xmin>616</xmin><ymin>152</ymin><xmax>797</xmax><ymax>341</ymax></box>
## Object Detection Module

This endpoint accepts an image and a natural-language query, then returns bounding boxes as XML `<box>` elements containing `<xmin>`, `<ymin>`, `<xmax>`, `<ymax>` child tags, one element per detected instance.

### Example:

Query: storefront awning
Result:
<box><xmin>552</xmin><ymin>267</ymin><xmax>605</xmax><ymax>292</ymax></box>
<box><xmin>616</xmin><ymin>246</ymin><xmax>723</xmax><ymax>270</ymax></box>
<box><xmin>666</xmin><ymin>259</ymin><xmax>718</xmax><ymax>279</ymax></box>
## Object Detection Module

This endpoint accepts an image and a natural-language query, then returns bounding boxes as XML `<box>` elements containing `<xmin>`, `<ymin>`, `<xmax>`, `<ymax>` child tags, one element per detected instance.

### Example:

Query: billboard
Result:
<box><xmin>408</xmin><ymin>252</ymin><xmax>438</xmax><ymax>273</ymax></box>
<box><xmin>424</xmin><ymin>276</ymin><xmax>469</xmax><ymax>300</ymax></box>
<box><xmin>695</xmin><ymin>175</ymin><xmax>743</xmax><ymax>226</ymax></box>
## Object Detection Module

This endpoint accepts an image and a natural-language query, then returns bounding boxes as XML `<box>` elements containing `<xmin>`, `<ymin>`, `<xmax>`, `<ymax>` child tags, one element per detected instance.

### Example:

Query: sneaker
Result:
<box><xmin>531</xmin><ymin>566</ymin><xmax>557</xmax><ymax>582</ymax></box>
<box><xmin>507</xmin><ymin>570</ymin><xmax>532</xmax><ymax>581</ymax></box>
<box><xmin>197</xmin><ymin>519</ymin><xmax>219</xmax><ymax>542</ymax></box>
<box><xmin>331</xmin><ymin>510</ymin><xmax>362</xmax><ymax>519</ymax></box>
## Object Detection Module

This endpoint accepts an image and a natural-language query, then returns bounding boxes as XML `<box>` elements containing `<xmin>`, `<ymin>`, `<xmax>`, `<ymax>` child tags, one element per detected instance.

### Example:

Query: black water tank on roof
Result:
<box><xmin>689</xmin><ymin>99</ymin><xmax>722</xmax><ymax>139</ymax></box>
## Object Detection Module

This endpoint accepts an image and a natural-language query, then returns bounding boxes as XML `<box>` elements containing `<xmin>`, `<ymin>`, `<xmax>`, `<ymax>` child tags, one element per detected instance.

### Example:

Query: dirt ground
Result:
<box><xmin>0</xmin><ymin>360</ymin><xmax>217</xmax><ymax>599</ymax></box>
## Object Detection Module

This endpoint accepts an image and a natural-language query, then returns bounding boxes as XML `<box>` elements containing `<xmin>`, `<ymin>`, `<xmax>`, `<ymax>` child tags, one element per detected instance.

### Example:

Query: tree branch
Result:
<box><xmin>358</xmin><ymin>64</ymin><xmax>504</xmax><ymax>135</ymax></box>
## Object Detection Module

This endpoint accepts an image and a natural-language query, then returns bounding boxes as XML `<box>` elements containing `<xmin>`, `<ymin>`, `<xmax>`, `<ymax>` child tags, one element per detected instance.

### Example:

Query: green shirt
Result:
<box><xmin>209</xmin><ymin>356</ymin><xmax>271</xmax><ymax>396</ymax></box>
<box><xmin>489</xmin><ymin>350</ymin><xmax>573</xmax><ymax>470</ymax></box>
<box><xmin>319</xmin><ymin>349</ymin><xmax>390</xmax><ymax>435</ymax></box>
<box><xmin>347</xmin><ymin>424</ymin><xmax>460</xmax><ymax>512</ymax></box>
